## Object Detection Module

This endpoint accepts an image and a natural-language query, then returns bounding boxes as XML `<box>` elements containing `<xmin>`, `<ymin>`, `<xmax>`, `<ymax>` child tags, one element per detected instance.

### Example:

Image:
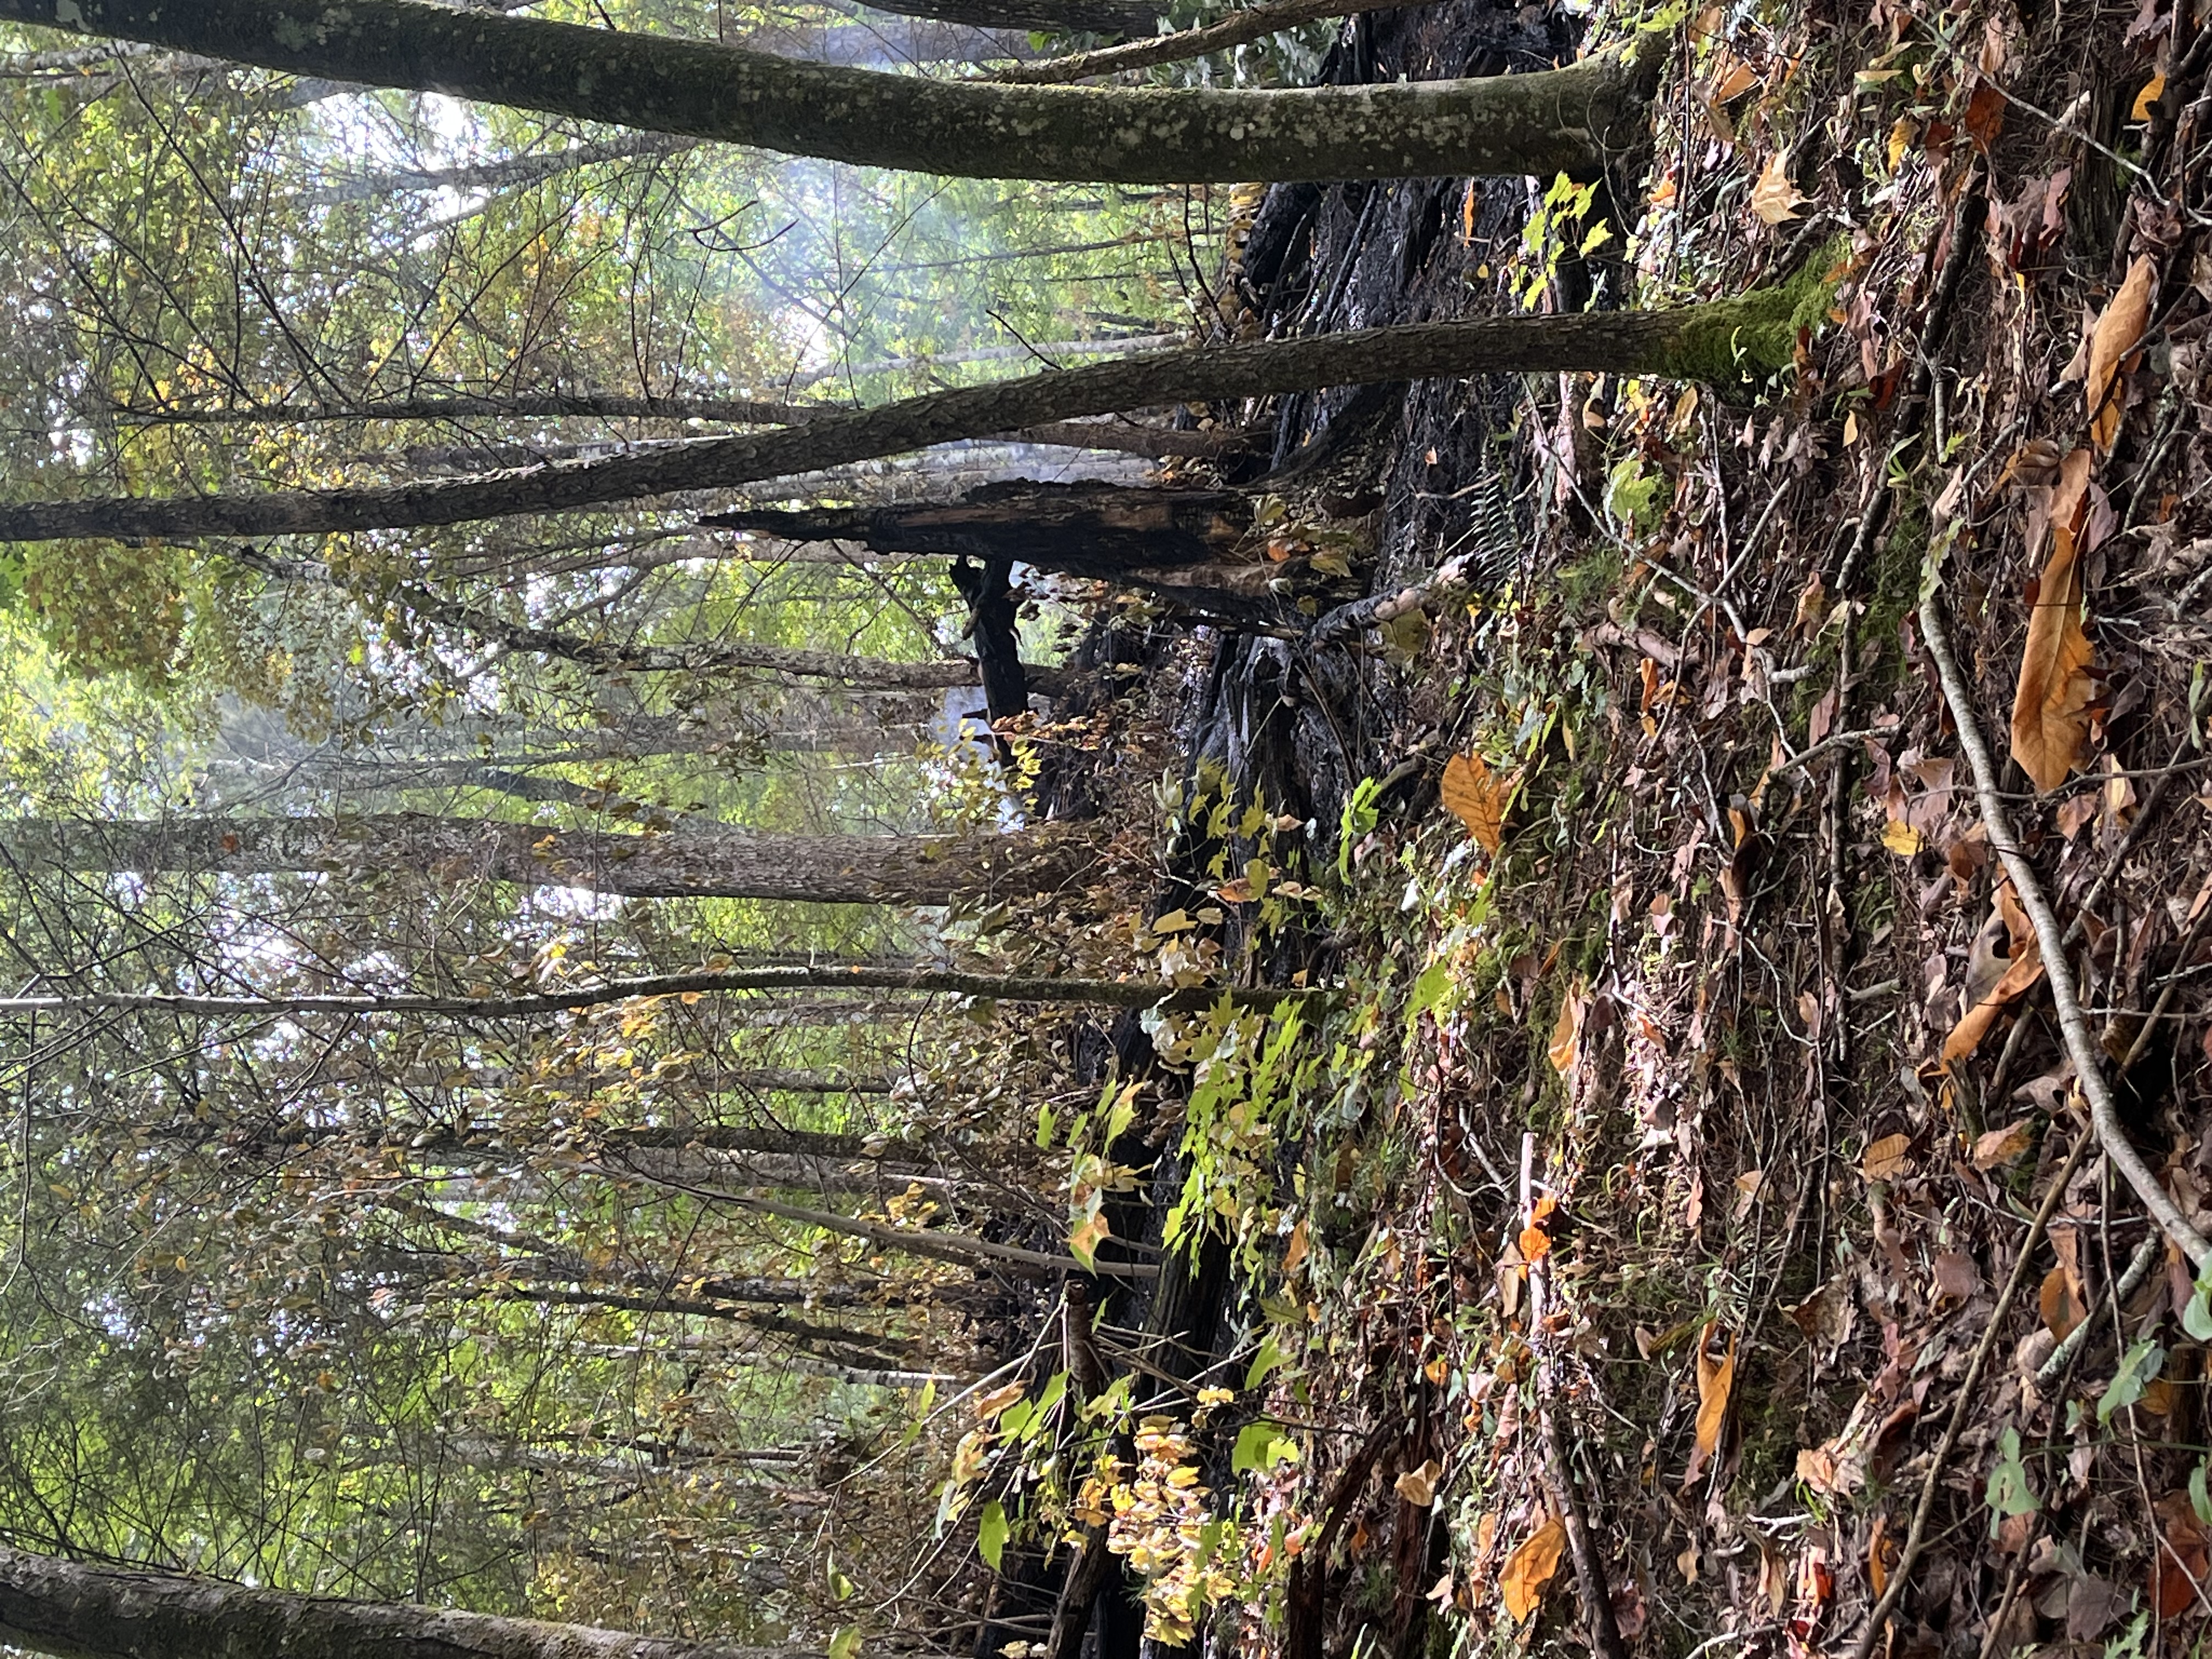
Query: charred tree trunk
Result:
<box><xmin>708</xmin><ymin>479</ymin><xmax>1287</xmax><ymax>623</ymax></box>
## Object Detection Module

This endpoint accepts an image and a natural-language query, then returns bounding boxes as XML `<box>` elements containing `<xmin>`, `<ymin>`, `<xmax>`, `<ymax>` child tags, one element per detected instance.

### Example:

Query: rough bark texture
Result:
<box><xmin>702</xmin><ymin>480</ymin><xmax>1250</xmax><ymax>577</ymax></box>
<box><xmin>115</xmin><ymin>396</ymin><xmax>1248</xmax><ymax>458</ymax></box>
<box><xmin>0</xmin><ymin>0</ymin><xmax>1652</xmax><ymax>183</ymax></box>
<box><xmin>0</xmin><ymin>813</ymin><xmax>1088</xmax><ymax>907</ymax></box>
<box><xmin>0</xmin><ymin>1543</ymin><xmax>804</xmax><ymax>1659</ymax></box>
<box><xmin>0</xmin><ymin>283</ymin><xmax>1828</xmax><ymax>546</ymax></box>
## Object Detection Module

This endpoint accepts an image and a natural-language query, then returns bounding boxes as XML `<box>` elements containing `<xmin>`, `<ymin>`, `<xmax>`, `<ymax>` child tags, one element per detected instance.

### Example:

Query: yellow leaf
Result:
<box><xmin>1860</xmin><ymin>1133</ymin><xmax>1912</xmax><ymax>1181</ymax></box>
<box><xmin>1500</xmin><ymin>1515</ymin><xmax>1567</xmax><ymax>1620</ymax></box>
<box><xmin>1395</xmin><ymin>1458</ymin><xmax>1442</xmax><ymax>1506</ymax></box>
<box><xmin>1880</xmin><ymin>820</ymin><xmax>1923</xmax><ymax>856</ymax></box>
<box><xmin>1069</xmin><ymin>1210</ymin><xmax>1110</xmax><ymax>1271</ymax></box>
<box><xmin>1750</xmin><ymin>153</ymin><xmax>1805</xmax><ymax>225</ymax></box>
<box><xmin>2132</xmin><ymin>70</ymin><xmax>2166</xmax><ymax>121</ymax></box>
<box><xmin>1440</xmin><ymin>752</ymin><xmax>1506</xmax><ymax>853</ymax></box>
<box><xmin>2086</xmin><ymin>256</ymin><xmax>2155</xmax><ymax>453</ymax></box>
<box><xmin>2010</xmin><ymin>447</ymin><xmax>2096</xmax><ymax>792</ymax></box>
<box><xmin>1683</xmin><ymin>1326</ymin><xmax>1736</xmax><ymax>1484</ymax></box>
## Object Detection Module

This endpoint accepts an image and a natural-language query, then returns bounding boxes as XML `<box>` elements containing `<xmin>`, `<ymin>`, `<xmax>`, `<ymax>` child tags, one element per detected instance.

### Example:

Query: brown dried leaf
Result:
<box><xmin>1861</xmin><ymin>1133</ymin><xmax>1913</xmax><ymax>1181</ymax></box>
<box><xmin>2010</xmin><ymin>447</ymin><xmax>2096</xmax><ymax>792</ymax></box>
<box><xmin>1750</xmin><ymin>153</ymin><xmax>1805</xmax><ymax>224</ymax></box>
<box><xmin>1500</xmin><ymin>1515</ymin><xmax>1567</xmax><ymax>1620</ymax></box>
<box><xmin>1943</xmin><ymin>929</ymin><xmax>2044</xmax><ymax>1060</ymax></box>
<box><xmin>1395</xmin><ymin>1458</ymin><xmax>1442</xmax><ymax>1507</ymax></box>
<box><xmin>2087</xmin><ymin>256</ymin><xmax>2156</xmax><ymax>453</ymax></box>
<box><xmin>2040</xmin><ymin>1265</ymin><xmax>2087</xmax><ymax>1341</ymax></box>
<box><xmin>1684</xmin><ymin>1325</ymin><xmax>1737</xmax><ymax>1485</ymax></box>
<box><xmin>1548</xmin><ymin>978</ymin><xmax>1585</xmax><ymax>1077</ymax></box>
<box><xmin>1440</xmin><ymin>752</ymin><xmax>1505</xmax><ymax>854</ymax></box>
<box><xmin>1972</xmin><ymin>1119</ymin><xmax>2038</xmax><ymax>1170</ymax></box>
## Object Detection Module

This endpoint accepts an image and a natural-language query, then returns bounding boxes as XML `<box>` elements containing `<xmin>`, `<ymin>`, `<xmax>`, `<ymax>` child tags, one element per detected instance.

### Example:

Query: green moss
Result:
<box><xmin>1656</xmin><ymin>235</ymin><xmax>1850</xmax><ymax>382</ymax></box>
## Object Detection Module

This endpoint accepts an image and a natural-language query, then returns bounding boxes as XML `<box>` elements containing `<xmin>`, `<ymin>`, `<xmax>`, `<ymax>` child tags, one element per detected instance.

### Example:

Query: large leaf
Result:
<box><xmin>2086</xmin><ymin>256</ymin><xmax>2155</xmax><ymax>453</ymax></box>
<box><xmin>2009</xmin><ymin>447</ymin><xmax>2095</xmax><ymax>792</ymax></box>
<box><xmin>1500</xmin><ymin>1514</ymin><xmax>1567</xmax><ymax>1619</ymax></box>
<box><xmin>1440</xmin><ymin>752</ymin><xmax>1505</xmax><ymax>853</ymax></box>
<box><xmin>1683</xmin><ymin>1324</ymin><xmax>1736</xmax><ymax>1485</ymax></box>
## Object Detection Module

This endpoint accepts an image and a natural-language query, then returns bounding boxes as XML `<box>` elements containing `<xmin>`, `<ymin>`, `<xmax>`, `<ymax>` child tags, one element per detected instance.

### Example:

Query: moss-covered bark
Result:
<box><xmin>0</xmin><ymin>0</ymin><xmax>1655</xmax><ymax>183</ymax></box>
<box><xmin>0</xmin><ymin>1542</ymin><xmax>792</xmax><ymax>1659</ymax></box>
<box><xmin>0</xmin><ymin>270</ymin><xmax>1838</xmax><ymax>546</ymax></box>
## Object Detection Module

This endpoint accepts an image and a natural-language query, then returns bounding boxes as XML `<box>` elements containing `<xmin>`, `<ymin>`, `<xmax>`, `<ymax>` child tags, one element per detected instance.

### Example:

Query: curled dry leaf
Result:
<box><xmin>2086</xmin><ymin>256</ymin><xmax>2156</xmax><ymax>453</ymax></box>
<box><xmin>1944</xmin><ymin>884</ymin><xmax>2046</xmax><ymax>1061</ymax></box>
<box><xmin>1394</xmin><ymin>1458</ymin><xmax>1442</xmax><ymax>1507</ymax></box>
<box><xmin>2010</xmin><ymin>447</ymin><xmax>2096</xmax><ymax>792</ymax></box>
<box><xmin>1500</xmin><ymin>1514</ymin><xmax>1567</xmax><ymax>1620</ymax></box>
<box><xmin>1750</xmin><ymin>151</ymin><xmax>1805</xmax><ymax>224</ymax></box>
<box><xmin>1440</xmin><ymin>752</ymin><xmax>1506</xmax><ymax>854</ymax></box>
<box><xmin>1683</xmin><ymin>1324</ymin><xmax>1737</xmax><ymax>1486</ymax></box>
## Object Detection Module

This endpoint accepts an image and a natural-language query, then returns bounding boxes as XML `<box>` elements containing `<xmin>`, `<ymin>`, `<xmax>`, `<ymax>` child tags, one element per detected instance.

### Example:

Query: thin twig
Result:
<box><xmin>992</xmin><ymin>0</ymin><xmax>1417</xmax><ymax>82</ymax></box>
<box><xmin>1848</xmin><ymin>1131</ymin><xmax>2094</xmax><ymax>1659</ymax></box>
<box><xmin>1918</xmin><ymin>594</ymin><xmax>2212</xmax><ymax>1267</ymax></box>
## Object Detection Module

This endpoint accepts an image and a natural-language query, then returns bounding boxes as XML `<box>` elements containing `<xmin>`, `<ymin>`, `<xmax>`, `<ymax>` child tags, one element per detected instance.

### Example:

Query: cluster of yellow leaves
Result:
<box><xmin>1094</xmin><ymin>1418</ymin><xmax>1240</xmax><ymax>1645</ymax></box>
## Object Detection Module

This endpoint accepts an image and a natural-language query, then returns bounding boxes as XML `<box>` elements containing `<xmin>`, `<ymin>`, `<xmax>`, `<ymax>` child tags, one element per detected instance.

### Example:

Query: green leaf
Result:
<box><xmin>1578</xmin><ymin>221</ymin><xmax>1614</xmax><ymax>256</ymax></box>
<box><xmin>1232</xmin><ymin>1421</ymin><xmax>1297</xmax><ymax>1475</ymax></box>
<box><xmin>2192</xmin><ymin>1461</ymin><xmax>2212</xmax><ymax>1528</ymax></box>
<box><xmin>1246</xmin><ymin>1329</ymin><xmax>1294</xmax><ymax>1389</ymax></box>
<box><xmin>828</xmin><ymin>1628</ymin><xmax>861</xmax><ymax>1659</ymax></box>
<box><xmin>2099</xmin><ymin>1339</ymin><xmax>2165</xmax><ymax>1423</ymax></box>
<box><xmin>2185</xmin><ymin>1280</ymin><xmax>2212</xmax><ymax>1342</ymax></box>
<box><xmin>977</xmin><ymin>1500</ymin><xmax>1009</xmax><ymax>1571</ymax></box>
<box><xmin>1985</xmin><ymin>1427</ymin><xmax>2037</xmax><ymax>1526</ymax></box>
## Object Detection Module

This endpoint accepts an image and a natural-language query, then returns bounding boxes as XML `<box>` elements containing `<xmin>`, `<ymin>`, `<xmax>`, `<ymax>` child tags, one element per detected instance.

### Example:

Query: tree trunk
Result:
<box><xmin>703</xmin><ymin>480</ymin><xmax>1250</xmax><ymax>579</ymax></box>
<box><xmin>0</xmin><ymin>812</ymin><xmax>1087</xmax><ymax>907</ymax></box>
<box><xmin>0</xmin><ymin>1543</ymin><xmax>804</xmax><ymax>1659</ymax></box>
<box><xmin>0</xmin><ymin>284</ymin><xmax>1824</xmax><ymax>545</ymax></box>
<box><xmin>0</xmin><ymin>0</ymin><xmax>1655</xmax><ymax>183</ymax></box>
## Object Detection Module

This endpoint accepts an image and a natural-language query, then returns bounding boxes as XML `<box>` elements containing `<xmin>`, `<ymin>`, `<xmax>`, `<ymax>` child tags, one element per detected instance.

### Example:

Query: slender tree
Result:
<box><xmin>0</xmin><ymin>281</ymin><xmax>1832</xmax><ymax>545</ymax></box>
<box><xmin>0</xmin><ymin>812</ymin><xmax>1089</xmax><ymax>906</ymax></box>
<box><xmin>0</xmin><ymin>0</ymin><xmax>1657</xmax><ymax>184</ymax></box>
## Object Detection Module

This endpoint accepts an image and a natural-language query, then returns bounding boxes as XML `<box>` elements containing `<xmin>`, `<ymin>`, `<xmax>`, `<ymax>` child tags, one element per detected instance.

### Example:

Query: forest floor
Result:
<box><xmin>1095</xmin><ymin>0</ymin><xmax>2212</xmax><ymax>1652</ymax></box>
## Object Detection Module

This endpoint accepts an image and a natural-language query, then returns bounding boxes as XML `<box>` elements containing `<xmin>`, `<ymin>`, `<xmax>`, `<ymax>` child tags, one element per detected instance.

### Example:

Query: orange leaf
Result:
<box><xmin>1440</xmin><ymin>752</ymin><xmax>1506</xmax><ymax>854</ymax></box>
<box><xmin>1548</xmin><ymin>979</ymin><xmax>1586</xmax><ymax>1077</ymax></box>
<box><xmin>2132</xmin><ymin>70</ymin><xmax>2167</xmax><ymax>122</ymax></box>
<box><xmin>2086</xmin><ymin>257</ymin><xmax>2155</xmax><ymax>453</ymax></box>
<box><xmin>2009</xmin><ymin>447</ymin><xmax>2096</xmax><ymax>792</ymax></box>
<box><xmin>2039</xmin><ymin>1266</ymin><xmax>2086</xmax><ymax>1341</ymax></box>
<box><xmin>1500</xmin><ymin>1514</ymin><xmax>1567</xmax><ymax>1620</ymax></box>
<box><xmin>1683</xmin><ymin>1325</ymin><xmax>1736</xmax><ymax>1485</ymax></box>
<box><xmin>1860</xmin><ymin>1133</ymin><xmax>1912</xmax><ymax>1181</ymax></box>
<box><xmin>1943</xmin><ymin>932</ymin><xmax>2044</xmax><ymax>1060</ymax></box>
